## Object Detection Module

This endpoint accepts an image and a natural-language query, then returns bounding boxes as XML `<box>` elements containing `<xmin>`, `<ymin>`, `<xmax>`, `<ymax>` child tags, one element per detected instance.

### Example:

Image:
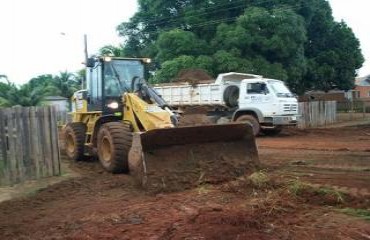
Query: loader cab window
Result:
<box><xmin>247</xmin><ymin>82</ymin><xmax>269</xmax><ymax>95</ymax></box>
<box><xmin>103</xmin><ymin>60</ymin><xmax>145</xmax><ymax>98</ymax></box>
<box><xmin>87</xmin><ymin>63</ymin><xmax>103</xmax><ymax>110</ymax></box>
<box><xmin>104</xmin><ymin>63</ymin><xmax>122</xmax><ymax>97</ymax></box>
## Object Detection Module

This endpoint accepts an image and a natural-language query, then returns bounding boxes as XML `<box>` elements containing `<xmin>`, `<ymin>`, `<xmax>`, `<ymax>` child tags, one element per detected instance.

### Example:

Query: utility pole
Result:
<box><xmin>83</xmin><ymin>34</ymin><xmax>88</xmax><ymax>89</ymax></box>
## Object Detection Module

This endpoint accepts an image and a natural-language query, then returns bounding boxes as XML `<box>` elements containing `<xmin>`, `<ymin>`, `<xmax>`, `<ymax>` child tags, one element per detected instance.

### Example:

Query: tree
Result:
<box><xmin>27</xmin><ymin>74</ymin><xmax>60</xmax><ymax>95</ymax></box>
<box><xmin>153</xmin><ymin>55</ymin><xmax>196</xmax><ymax>83</ymax></box>
<box><xmin>0</xmin><ymin>74</ymin><xmax>9</xmax><ymax>82</ymax></box>
<box><xmin>212</xmin><ymin>7</ymin><xmax>306</xmax><ymax>89</ymax></box>
<box><xmin>0</xmin><ymin>81</ymin><xmax>47</xmax><ymax>107</ymax></box>
<box><xmin>0</xmin><ymin>80</ymin><xmax>17</xmax><ymax>107</ymax></box>
<box><xmin>305</xmin><ymin>21</ymin><xmax>364</xmax><ymax>91</ymax></box>
<box><xmin>117</xmin><ymin>0</ymin><xmax>250</xmax><ymax>57</ymax></box>
<box><xmin>0</xmin><ymin>70</ymin><xmax>81</xmax><ymax>107</ymax></box>
<box><xmin>117</xmin><ymin>0</ymin><xmax>363</xmax><ymax>93</ymax></box>
<box><xmin>155</xmin><ymin>29</ymin><xmax>209</xmax><ymax>62</ymax></box>
<box><xmin>99</xmin><ymin>44</ymin><xmax>125</xmax><ymax>57</ymax></box>
<box><xmin>51</xmin><ymin>71</ymin><xmax>80</xmax><ymax>98</ymax></box>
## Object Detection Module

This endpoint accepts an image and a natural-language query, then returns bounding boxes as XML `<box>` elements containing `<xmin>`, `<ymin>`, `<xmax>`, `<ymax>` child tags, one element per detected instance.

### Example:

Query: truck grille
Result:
<box><xmin>283</xmin><ymin>104</ymin><xmax>298</xmax><ymax>113</ymax></box>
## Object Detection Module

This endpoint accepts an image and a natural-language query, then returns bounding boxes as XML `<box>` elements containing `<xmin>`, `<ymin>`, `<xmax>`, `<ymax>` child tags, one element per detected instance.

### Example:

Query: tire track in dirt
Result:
<box><xmin>258</xmin><ymin>126</ymin><xmax>370</xmax><ymax>200</ymax></box>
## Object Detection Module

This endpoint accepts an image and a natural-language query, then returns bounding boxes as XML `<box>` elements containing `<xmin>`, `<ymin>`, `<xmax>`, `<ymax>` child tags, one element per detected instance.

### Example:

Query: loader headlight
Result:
<box><xmin>143</xmin><ymin>58</ymin><xmax>151</xmax><ymax>63</ymax></box>
<box><xmin>107</xmin><ymin>101</ymin><xmax>119</xmax><ymax>109</ymax></box>
<box><xmin>104</xmin><ymin>56</ymin><xmax>112</xmax><ymax>62</ymax></box>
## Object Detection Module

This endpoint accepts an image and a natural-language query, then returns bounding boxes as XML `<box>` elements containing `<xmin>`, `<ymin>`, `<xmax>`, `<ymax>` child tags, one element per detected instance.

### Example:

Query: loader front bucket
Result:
<box><xmin>128</xmin><ymin>123</ymin><xmax>259</xmax><ymax>192</ymax></box>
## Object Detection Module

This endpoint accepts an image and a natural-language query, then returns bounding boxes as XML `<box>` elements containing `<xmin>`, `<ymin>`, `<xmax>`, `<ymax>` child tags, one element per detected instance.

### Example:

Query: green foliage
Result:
<box><xmin>156</xmin><ymin>29</ymin><xmax>208</xmax><ymax>62</ymax></box>
<box><xmin>117</xmin><ymin>0</ymin><xmax>364</xmax><ymax>93</ymax></box>
<box><xmin>340</xmin><ymin>208</ymin><xmax>370</xmax><ymax>221</ymax></box>
<box><xmin>99</xmin><ymin>44</ymin><xmax>125</xmax><ymax>57</ymax></box>
<box><xmin>247</xmin><ymin>171</ymin><xmax>270</xmax><ymax>188</ymax></box>
<box><xmin>0</xmin><ymin>71</ymin><xmax>80</xmax><ymax>107</ymax></box>
<box><xmin>51</xmin><ymin>71</ymin><xmax>80</xmax><ymax>99</ymax></box>
<box><xmin>287</xmin><ymin>180</ymin><xmax>345</xmax><ymax>204</ymax></box>
<box><xmin>287</xmin><ymin>179</ymin><xmax>308</xmax><ymax>196</ymax></box>
<box><xmin>152</xmin><ymin>55</ymin><xmax>196</xmax><ymax>83</ymax></box>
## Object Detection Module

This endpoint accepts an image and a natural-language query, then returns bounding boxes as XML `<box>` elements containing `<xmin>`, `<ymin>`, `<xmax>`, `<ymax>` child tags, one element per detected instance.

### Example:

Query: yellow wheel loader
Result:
<box><xmin>64</xmin><ymin>56</ymin><xmax>259</xmax><ymax>191</ymax></box>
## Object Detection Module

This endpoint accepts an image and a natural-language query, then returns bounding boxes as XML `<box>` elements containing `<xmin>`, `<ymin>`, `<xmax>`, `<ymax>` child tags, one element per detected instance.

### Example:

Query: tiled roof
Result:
<box><xmin>355</xmin><ymin>75</ymin><xmax>370</xmax><ymax>86</ymax></box>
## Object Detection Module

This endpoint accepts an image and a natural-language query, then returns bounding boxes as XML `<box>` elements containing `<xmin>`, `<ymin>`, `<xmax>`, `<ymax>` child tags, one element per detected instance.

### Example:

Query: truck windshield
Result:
<box><xmin>104</xmin><ymin>60</ymin><xmax>144</xmax><ymax>96</ymax></box>
<box><xmin>268</xmin><ymin>80</ymin><xmax>294</xmax><ymax>98</ymax></box>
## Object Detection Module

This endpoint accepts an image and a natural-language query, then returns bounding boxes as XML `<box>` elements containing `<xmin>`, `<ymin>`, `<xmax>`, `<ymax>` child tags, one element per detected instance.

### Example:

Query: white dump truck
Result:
<box><xmin>153</xmin><ymin>72</ymin><xmax>299</xmax><ymax>135</ymax></box>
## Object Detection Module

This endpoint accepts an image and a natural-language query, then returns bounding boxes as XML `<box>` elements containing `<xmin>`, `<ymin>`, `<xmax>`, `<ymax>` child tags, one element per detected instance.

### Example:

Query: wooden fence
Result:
<box><xmin>0</xmin><ymin>106</ymin><xmax>61</xmax><ymax>186</ymax></box>
<box><xmin>298</xmin><ymin>101</ymin><xmax>337</xmax><ymax>128</ymax></box>
<box><xmin>56</xmin><ymin>110</ymin><xmax>71</xmax><ymax>126</ymax></box>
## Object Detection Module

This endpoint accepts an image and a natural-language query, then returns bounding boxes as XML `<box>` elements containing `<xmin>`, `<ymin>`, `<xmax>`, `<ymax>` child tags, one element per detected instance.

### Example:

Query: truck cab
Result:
<box><xmin>236</xmin><ymin>78</ymin><xmax>298</xmax><ymax>127</ymax></box>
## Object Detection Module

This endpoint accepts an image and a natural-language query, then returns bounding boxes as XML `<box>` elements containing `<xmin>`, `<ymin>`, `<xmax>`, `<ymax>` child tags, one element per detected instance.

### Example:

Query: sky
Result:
<box><xmin>0</xmin><ymin>0</ymin><xmax>369</xmax><ymax>85</ymax></box>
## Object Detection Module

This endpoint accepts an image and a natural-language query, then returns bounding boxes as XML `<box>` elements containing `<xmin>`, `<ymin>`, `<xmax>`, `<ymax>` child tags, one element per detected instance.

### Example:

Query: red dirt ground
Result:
<box><xmin>0</xmin><ymin>125</ymin><xmax>370</xmax><ymax>239</ymax></box>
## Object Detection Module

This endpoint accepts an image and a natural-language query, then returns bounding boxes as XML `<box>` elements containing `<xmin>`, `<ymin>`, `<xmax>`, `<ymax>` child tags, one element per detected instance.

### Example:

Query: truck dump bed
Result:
<box><xmin>154</xmin><ymin>83</ymin><xmax>226</xmax><ymax>106</ymax></box>
<box><xmin>153</xmin><ymin>72</ymin><xmax>262</xmax><ymax>107</ymax></box>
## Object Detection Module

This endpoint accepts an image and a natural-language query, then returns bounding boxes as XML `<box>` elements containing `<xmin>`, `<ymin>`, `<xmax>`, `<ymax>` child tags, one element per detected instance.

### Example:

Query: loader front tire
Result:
<box><xmin>64</xmin><ymin>122</ymin><xmax>86</xmax><ymax>161</ymax></box>
<box><xmin>97</xmin><ymin>122</ymin><xmax>132</xmax><ymax>173</ymax></box>
<box><xmin>235</xmin><ymin>115</ymin><xmax>260</xmax><ymax>136</ymax></box>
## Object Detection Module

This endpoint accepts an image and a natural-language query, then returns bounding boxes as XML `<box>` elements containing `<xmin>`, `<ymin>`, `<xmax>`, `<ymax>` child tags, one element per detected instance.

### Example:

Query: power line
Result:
<box><xmin>138</xmin><ymin>0</ymin><xmax>286</xmax><ymax>27</ymax></box>
<box><xmin>125</xmin><ymin>1</ymin><xmax>312</xmax><ymax>38</ymax></box>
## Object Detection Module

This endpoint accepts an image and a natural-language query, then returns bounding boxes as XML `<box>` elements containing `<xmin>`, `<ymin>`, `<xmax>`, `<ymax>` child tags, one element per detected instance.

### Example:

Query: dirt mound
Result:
<box><xmin>174</xmin><ymin>68</ymin><xmax>213</xmax><ymax>85</ymax></box>
<box><xmin>178</xmin><ymin>113</ymin><xmax>214</xmax><ymax>126</ymax></box>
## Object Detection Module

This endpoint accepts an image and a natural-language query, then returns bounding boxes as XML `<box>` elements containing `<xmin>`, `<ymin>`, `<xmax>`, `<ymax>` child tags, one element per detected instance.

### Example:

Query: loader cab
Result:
<box><xmin>85</xmin><ymin>57</ymin><xmax>150</xmax><ymax>115</ymax></box>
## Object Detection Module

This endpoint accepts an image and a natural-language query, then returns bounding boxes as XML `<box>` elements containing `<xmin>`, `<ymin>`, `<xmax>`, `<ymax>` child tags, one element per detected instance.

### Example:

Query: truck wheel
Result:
<box><xmin>64</xmin><ymin>122</ymin><xmax>86</xmax><ymax>161</ymax></box>
<box><xmin>235</xmin><ymin>115</ymin><xmax>260</xmax><ymax>136</ymax></box>
<box><xmin>97</xmin><ymin>122</ymin><xmax>132</xmax><ymax>173</ymax></box>
<box><xmin>261</xmin><ymin>126</ymin><xmax>283</xmax><ymax>136</ymax></box>
<box><xmin>223</xmin><ymin>85</ymin><xmax>239</xmax><ymax>108</ymax></box>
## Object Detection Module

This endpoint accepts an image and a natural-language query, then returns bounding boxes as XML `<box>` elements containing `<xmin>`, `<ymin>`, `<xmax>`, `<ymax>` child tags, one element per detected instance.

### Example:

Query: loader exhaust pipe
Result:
<box><xmin>128</xmin><ymin>123</ymin><xmax>259</xmax><ymax>193</ymax></box>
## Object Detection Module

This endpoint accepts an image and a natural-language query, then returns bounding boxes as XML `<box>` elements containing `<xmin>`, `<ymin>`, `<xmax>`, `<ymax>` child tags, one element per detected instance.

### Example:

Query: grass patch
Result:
<box><xmin>287</xmin><ymin>179</ymin><xmax>309</xmax><ymax>196</ymax></box>
<box><xmin>197</xmin><ymin>184</ymin><xmax>211</xmax><ymax>194</ymax></box>
<box><xmin>340</xmin><ymin>208</ymin><xmax>370</xmax><ymax>221</ymax></box>
<box><xmin>316</xmin><ymin>187</ymin><xmax>345</xmax><ymax>203</ymax></box>
<box><xmin>287</xmin><ymin>180</ymin><xmax>345</xmax><ymax>204</ymax></box>
<box><xmin>247</xmin><ymin>171</ymin><xmax>270</xmax><ymax>188</ymax></box>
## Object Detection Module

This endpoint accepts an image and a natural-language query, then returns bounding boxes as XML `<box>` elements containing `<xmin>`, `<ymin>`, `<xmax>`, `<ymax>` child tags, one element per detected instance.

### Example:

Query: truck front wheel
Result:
<box><xmin>261</xmin><ymin>126</ymin><xmax>283</xmax><ymax>136</ymax></box>
<box><xmin>235</xmin><ymin>115</ymin><xmax>260</xmax><ymax>136</ymax></box>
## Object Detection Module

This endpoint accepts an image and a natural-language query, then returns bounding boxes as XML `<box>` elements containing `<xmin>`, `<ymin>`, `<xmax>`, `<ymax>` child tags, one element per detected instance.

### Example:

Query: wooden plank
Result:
<box><xmin>50</xmin><ymin>106</ymin><xmax>61</xmax><ymax>176</ymax></box>
<box><xmin>37</xmin><ymin>107</ymin><xmax>46</xmax><ymax>178</ymax></box>
<box><xmin>6</xmin><ymin>109</ymin><xmax>17</xmax><ymax>184</ymax></box>
<box><xmin>21</xmin><ymin>108</ymin><xmax>32</xmax><ymax>179</ymax></box>
<box><xmin>43</xmin><ymin>107</ymin><xmax>53</xmax><ymax>176</ymax></box>
<box><xmin>14</xmin><ymin>107</ymin><xmax>25</xmax><ymax>183</ymax></box>
<box><xmin>0</xmin><ymin>109</ymin><xmax>10</xmax><ymax>185</ymax></box>
<box><xmin>29</xmin><ymin>107</ymin><xmax>41</xmax><ymax>179</ymax></box>
<box><xmin>304</xmin><ymin>102</ymin><xmax>309</xmax><ymax>128</ymax></box>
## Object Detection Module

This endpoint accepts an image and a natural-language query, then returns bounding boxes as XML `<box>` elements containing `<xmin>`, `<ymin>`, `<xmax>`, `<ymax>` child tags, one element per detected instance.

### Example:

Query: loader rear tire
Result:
<box><xmin>97</xmin><ymin>122</ymin><xmax>132</xmax><ymax>173</ymax></box>
<box><xmin>64</xmin><ymin>122</ymin><xmax>86</xmax><ymax>161</ymax></box>
<box><xmin>235</xmin><ymin>115</ymin><xmax>260</xmax><ymax>136</ymax></box>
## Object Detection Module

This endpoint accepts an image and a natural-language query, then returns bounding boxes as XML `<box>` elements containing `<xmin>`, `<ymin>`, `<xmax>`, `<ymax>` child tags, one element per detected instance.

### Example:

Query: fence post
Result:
<box><xmin>0</xmin><ymin>109</ymin><xmax>9</xmax><ymax>185</ymax></box>
<box><xmin>50</xmin><ymin>106</ymin><xmax>61</xmax><ymax>176</ymax></box>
